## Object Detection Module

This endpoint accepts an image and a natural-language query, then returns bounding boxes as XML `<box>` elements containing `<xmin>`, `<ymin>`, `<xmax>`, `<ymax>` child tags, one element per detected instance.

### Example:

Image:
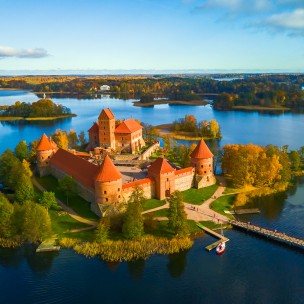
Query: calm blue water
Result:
<box><xmin>0</xmin><ymin>90</ymin><xmax>304</xmax><ymax>154</ymax></box>
<box><xmin>1</xmin><ymin>90</ymin><xmax>304</xmax><ymax>304</ymax></box>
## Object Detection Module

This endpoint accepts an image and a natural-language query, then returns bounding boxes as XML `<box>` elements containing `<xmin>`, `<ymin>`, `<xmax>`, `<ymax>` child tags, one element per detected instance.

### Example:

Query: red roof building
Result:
<box><xmin>114</xmin><ymin>118</ymin><xmax>142</xmax><ymax>134</ymax></box>
<box><xmin>148</xmin><ymin>157</ymin><xmax>175</xmax><ymax>176</ymax></box>
<box><xmin>95</xmin><ymin>155</ymin><xmax>122</xmax><ymax>182</ymax></box>
<box><xmin>36</xmin><ymin>133</ymin><xmax>57</xmax><ymax>151</ymax></box>
<box><xmin>190</xmin><ymin>139</ymin><xmax>213</xmax><ymax>159</ymax></box>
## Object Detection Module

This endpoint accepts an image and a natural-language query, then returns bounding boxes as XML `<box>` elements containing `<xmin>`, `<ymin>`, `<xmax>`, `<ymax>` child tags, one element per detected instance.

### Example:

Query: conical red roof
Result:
<box><xmin>36</xmin><ymin>133</ymin><xmax>56</xmax><ymax>151</ymax></box>
<box><xmin>148</xmin><ymin>157</ymin><xmax>175</xmax><ymax>175</ymax></box>
<box><xmin>95</xmin><ymin>155</ymin><xmax>122</xmax><ymax>182</ymax></box>
<box><xmin>190</xmin><ymin>139</ymin><xmax>213</xmax><ymax>159</ymax></box>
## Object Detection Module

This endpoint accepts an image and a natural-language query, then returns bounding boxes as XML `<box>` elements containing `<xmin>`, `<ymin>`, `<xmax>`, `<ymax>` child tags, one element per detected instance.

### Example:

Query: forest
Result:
<box><xmin>1</xmin><ymin>74</ymin><xmax>303</xmax><ymax>111</ymax></box>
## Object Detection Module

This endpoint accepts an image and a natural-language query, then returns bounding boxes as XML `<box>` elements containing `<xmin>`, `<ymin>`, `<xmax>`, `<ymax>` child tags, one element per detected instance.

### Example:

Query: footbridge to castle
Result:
<box><xmin>229</xmin><ymin>220</ymin><xmax>304</xmax><ymax>250</ymax></box>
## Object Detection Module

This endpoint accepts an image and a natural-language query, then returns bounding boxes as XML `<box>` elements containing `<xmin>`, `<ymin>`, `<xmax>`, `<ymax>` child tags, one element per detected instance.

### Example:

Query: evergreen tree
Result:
<box><xmin>168</xmin><ymin>191</ymin><xmax>189</xmax><ymax>237</ymax></box>
<box><xmin>289</xmin><ymin>150</ymin><xmax>300</xmax><ymax>170</ymax></box>
<box><xmin>58</xmin><ymin>175</ymin><xmax>77</xmax><ymax>204</ymax></box>
<box><xmin>15</xmin><ymin>140</ymin><xmax>29</xmax><ymax>161</ymax></box>
<box><xmin>122</xmin><ymin>186</ymin><xmax>144</xmax><ymax>239</ymax></box>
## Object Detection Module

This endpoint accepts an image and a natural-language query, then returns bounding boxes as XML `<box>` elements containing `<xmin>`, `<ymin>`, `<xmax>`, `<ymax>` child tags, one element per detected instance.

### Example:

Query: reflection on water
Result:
<box><xmin>127</xmin><ymin>259</ymin><xmax>145</xmax><ymax>280</ymax></box>
<box><xmin>167</xmin><ymin>251</ymin><xmax>187</xmax><ymax>278</ymax></box>
<box><xmin>0</xmin><ymin>244</ymin><xmax>57</xmax><ymax>273</ymax></box>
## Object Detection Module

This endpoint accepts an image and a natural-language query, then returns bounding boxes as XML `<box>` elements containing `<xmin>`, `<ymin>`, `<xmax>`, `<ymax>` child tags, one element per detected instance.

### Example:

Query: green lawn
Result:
<box><xmin>36</xmin><ymin>175</ymin><xmax>99</xmax><ymax>221</ymax></box>
<box><xmin>182</xmin><ymin>184</ymin><xmax>219</xmax><ymax>205</ymax></box>
<box><xmin>63</xmin><ymin>229</ymin><xmax>96</xmax><ymax>242</ymax></box>
<box><xmin>145</xmin><ymin>208</ymin><xmax>169</xmax><ymax>217</ymax></box>
<box><xmin>210</xmin><ymin>195</ymin><xmax>235</xmax><ymax>219</ymax></box>
<box><xmin>142</xmin><ymin>198</ymin><xmax>166</xmax><ymax>211</ymax></box>
<box><xmin>49</xmin><ymin>210</ymin><xmax>91</xmax><ymax>236</ymax></box>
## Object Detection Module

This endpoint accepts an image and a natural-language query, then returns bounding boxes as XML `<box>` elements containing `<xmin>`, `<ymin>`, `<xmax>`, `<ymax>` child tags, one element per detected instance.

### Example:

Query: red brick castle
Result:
<box><xmin>36</xmin><ymin>108</ymin><xmax>216</xmax><ymax>216</ymax></box>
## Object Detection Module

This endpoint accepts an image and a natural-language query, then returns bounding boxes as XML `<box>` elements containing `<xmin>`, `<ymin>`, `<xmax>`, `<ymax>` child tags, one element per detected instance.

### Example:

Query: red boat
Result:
<box><xmin>216</xmin><ymin>242</ymin><xmax>226</xmax><ymax>255</ymax></box>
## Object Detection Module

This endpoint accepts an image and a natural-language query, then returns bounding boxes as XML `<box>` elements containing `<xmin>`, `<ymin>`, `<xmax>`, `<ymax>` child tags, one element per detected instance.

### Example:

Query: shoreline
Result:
<box><xmin>0</xmin><ymin>114</ymin><xmax>77</xmax><ymax>121</ymax></box>
<box><xmin>133</xmin><ymin>100</ymin><xmax>209</xmax><ymax>107</ymax></box>
<box><xmin>231</xmin><ymin>105</ymin><xmax>291</xmax><ymax>112</ymax></box>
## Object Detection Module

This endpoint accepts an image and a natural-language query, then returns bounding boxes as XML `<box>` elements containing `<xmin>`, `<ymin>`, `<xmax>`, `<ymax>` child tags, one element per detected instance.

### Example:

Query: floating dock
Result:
<box><xmin>36</xmin><ymin>237</ymin><xmax>60</xmax><ymax>253</ymax></box>
<box><xmin>196</xmin><ymin>223</ymin><xmax>229</xmax><ymax>251</ymax></box>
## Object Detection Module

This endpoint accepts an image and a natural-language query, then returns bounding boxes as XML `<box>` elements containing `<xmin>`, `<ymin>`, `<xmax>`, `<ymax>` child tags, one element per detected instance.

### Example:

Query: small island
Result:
<box><xmin>155</xmin><ymin>114</ymin><xmax>222</xmax><ymax>141</ymax></box>
<box><xmin>0</xmin><ymin>99</ymin><xmax>76</xmax><ymax>121</ymax></box>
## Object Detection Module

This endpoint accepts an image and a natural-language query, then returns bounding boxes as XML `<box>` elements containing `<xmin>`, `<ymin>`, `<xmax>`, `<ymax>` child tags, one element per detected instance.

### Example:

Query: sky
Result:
<box><xmin>0</xmin><ymin>0</ymin><xmax>303</xmax><ymax>73</ymax></box>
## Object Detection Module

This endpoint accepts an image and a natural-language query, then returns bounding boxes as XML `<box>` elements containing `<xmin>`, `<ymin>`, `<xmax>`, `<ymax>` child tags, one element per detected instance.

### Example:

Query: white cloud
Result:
<box><xmin>267</xmin><ymin>8</ymin><xmax>304</xmax><ymax>30</ymax></box>
<box><xmin>199</xmin><ymin>0</ymin><xmax>271</xmax><ymax>12</ymax></box>
<box><xmin>0</xmin><ymin>46</ymin><xmax>49</xmax><ymax>58</ymax></box>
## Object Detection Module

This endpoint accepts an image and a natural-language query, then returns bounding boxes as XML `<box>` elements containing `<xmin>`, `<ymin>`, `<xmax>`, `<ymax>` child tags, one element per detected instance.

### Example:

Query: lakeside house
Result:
<box><xmin>100</xmin><ymin>85</ymin><xmax>110</xmax><ymax>91</ymax></box>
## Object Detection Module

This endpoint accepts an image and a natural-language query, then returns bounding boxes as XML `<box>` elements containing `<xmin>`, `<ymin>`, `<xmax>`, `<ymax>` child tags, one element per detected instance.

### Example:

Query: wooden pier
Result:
<box><xmin>230</xmin><ymin>220</ymin><xmax>304</xmax><ymax>249</ymax></box>
<box><xmin>196</xmin><ymin>223</ymin><xmax>229</xmax><ymax>251</ymax></box>
<box><xmin>225</xmin><ymin>208</ymin><xmax>260</xmax><ymax>215</ymax></box>
<box><xmin>36</xmin><ymin>237</ymin><xmax>60</xmax><ymax>253</ymax></box>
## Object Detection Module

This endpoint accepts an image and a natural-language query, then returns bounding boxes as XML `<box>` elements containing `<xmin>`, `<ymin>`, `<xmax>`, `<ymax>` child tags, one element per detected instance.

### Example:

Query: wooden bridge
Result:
<box><xmin>229</xmin><ymin>220</ymin><xmax>304</xmax><ymax>250</ymax></box>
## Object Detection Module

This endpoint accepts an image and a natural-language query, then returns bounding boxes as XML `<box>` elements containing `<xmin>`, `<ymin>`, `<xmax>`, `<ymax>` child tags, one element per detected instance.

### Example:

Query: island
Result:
<box><xmin>0</xmin><ymin>99</ymin><xmax>76</xmax><ymax>121</ymax></box>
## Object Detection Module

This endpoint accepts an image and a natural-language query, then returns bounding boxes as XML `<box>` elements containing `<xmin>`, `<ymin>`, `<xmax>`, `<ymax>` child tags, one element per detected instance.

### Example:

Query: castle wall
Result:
<box><xmin>138</xmin><ymin>141</ymin><xmax>160</xmax><ymax>160</ymax></box>
<box><xmin>50</xmin><ymin>165</ymin><xmax>95</xmax><ymax>204</ymax></box>
<box><xmin>174</xmin><ymin>168</ymin><xmax>195</xmax><ymax>192</ymax></box>
<box><xmin>122</xmin><ymin>178</ymin><xmax>155</xmax><ymax>201</ymax></box>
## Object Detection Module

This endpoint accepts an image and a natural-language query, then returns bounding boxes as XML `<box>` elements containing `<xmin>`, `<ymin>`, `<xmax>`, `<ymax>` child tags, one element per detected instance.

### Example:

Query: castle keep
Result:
<box><xmin>36</xmin><ymin>108</ymin><xmax>216</xmax><ymax>216</ymax></box>
<box><xmin>88</xmin><ymin>108</ymin><xmax>145</xmax><ymax>154</ymax></box>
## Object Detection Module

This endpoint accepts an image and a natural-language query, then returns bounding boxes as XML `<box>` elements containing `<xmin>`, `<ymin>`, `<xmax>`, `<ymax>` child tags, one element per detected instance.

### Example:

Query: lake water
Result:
<box><xmin>0</xmin><ymin>90</ymin><xmax>304</xmax><ymax>154</ymax></box>
<box><xmin>1</xmin><ymin>90</ymin><xmax>304</xmax><ymax>304</ymax></box>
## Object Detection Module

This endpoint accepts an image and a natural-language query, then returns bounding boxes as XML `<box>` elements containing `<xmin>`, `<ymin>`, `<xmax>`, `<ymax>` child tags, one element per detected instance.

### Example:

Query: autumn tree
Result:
<box><xmin>20</xmin><ymin>201</ymin><xmax>52</xmax><ymax>242</ymax></box>
<box><xmin>122</xmin><ymin>186</ymin><xmax>145</xmax><ymax>239</ymax></box>
<box><xmin>95</xmin><ymin>217</ymin><xmax>110</xmax><ymax>242</ymax></box>
<box><xmin>52</xmin><ymin>129</ymin><xmax>69</xmax><ymax>150</ymax></box>
<box><xmin>222</xmin><ymin>144</ymin><xmax>283</xmax><ymax>187</ymax></box>
<box><xmin>168</xmin><ymin>191</ymin><xmax>188</xmax><ymax>236</ymax></box>
<box><xmin>39</xmin><ymin>191</ymin><xmax>58</xmax><ymax>210</ymax></box>
<box><xmin>68</xmin><ymin>129</ymin><xmax>79</xmax><ymax>149</ymax></box>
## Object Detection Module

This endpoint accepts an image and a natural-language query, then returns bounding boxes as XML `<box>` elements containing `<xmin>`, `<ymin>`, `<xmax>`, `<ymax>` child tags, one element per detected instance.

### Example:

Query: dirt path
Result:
<box><xmin>32</xmin><ymin>177</ymin><xmax>98</xmax><ymax>227</ymax></box>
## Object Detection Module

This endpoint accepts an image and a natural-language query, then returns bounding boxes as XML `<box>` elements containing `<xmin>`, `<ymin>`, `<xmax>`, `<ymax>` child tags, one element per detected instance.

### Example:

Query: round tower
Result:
<box><xmin>190</xmin><ymin>139</ymin><xmax>216</xmax><ymax>188</ymax></box>
<box><xmin>36</xmin><ymin>134</ymin><xmax>58</xmax><ymax>176</ymax></box>
<box><xmin>94</xmin><ymin>155</ymin><xmax>122</xmax><ymax>209</ymax></box>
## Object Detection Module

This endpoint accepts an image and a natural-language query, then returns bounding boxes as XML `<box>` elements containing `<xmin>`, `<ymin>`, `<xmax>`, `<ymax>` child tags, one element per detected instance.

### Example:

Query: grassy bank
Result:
<box><xmin>0</xmin><ymin>114</ymin><xmax>76</xmax><ymax>121</ymax></box>
<box><xmin>142</xmin><ymin>198</ymin><xmax>166</xmax><ymax>211</ymax></box>
<box><xmin>232</xmin><ymin>105</ymin><xmax>290</xmax><ymax>112</ymax></box>
<box><xmin>210</xmin><ymin>195</ymin><xmax>235</xmax><ymax>219</ymax></box>
<box><xmin>59</xmin><ymin>235</ymin><xmax>193</xmax><ymax>262</ymax></box>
